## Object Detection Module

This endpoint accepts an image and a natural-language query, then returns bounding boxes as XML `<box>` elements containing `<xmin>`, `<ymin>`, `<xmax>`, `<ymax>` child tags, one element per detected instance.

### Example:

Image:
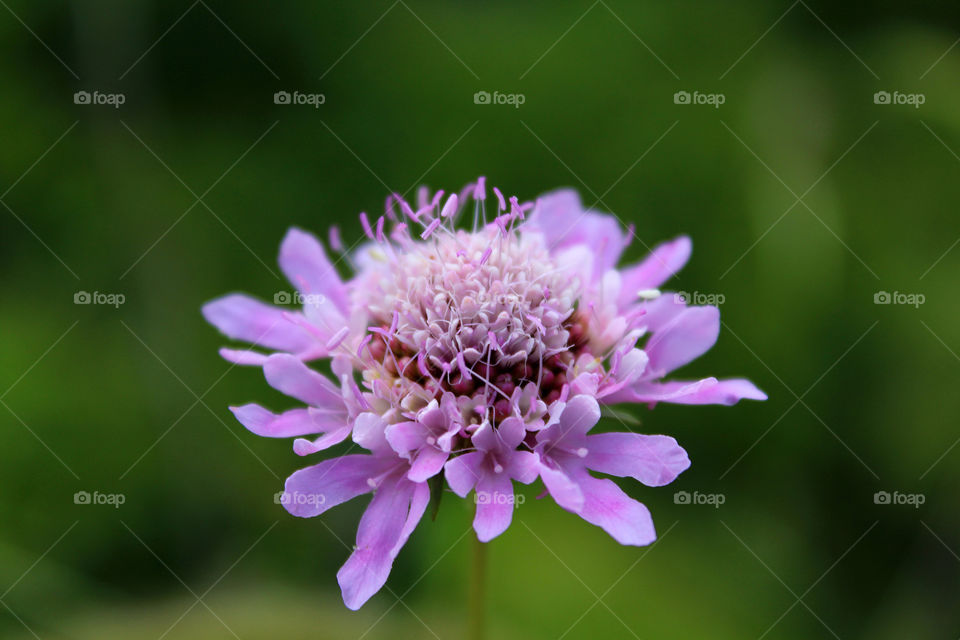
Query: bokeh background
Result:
<box><xmin>2</xmin><ymin>1</ymin><xmax>959</xmax><ymax>638</ymax></box>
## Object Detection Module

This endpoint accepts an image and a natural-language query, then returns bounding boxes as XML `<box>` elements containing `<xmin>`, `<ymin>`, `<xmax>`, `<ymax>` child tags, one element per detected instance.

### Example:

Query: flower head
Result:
<box><xmin>203</xmin><ymin>179</ymin><xmax>766</xmax><ymax>609</ymax></box>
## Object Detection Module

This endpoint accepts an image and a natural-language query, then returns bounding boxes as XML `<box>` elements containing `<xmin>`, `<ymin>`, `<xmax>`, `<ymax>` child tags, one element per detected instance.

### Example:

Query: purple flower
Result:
<box><xmin>204</xmin><ymin>179</ymin><xmax>766</xmax><ymax>609</ymax></box>
<box><xmin>535</xmin><ymin>395</ymin><xmax>689</xmax><ymax>545</ymax></box>
<box><xmin>445</xmin><ymin>417</ymin><xmax>539</xmax><ymax>542</ymax></box>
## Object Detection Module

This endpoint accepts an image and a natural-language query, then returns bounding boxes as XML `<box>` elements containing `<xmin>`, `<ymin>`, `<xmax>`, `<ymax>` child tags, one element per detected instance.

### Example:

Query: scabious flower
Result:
<box><xmin>203</xmin><ymin>179</ymin><xmax>766</xmax><ymax>609</ymax></box>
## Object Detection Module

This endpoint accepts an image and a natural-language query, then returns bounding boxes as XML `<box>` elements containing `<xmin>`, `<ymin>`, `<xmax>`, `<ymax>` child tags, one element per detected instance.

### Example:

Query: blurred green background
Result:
<box><xmin>2</xmin><ymin>1</ymin><xmax>959</xmax><ymax>638</ymax></box>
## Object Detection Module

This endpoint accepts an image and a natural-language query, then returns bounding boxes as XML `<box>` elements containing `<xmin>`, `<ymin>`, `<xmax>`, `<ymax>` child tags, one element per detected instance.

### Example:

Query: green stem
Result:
<box><xmin>467</xmin><ymin>535</ymin><xmax>487</xmax><ymax>640</ymax></box>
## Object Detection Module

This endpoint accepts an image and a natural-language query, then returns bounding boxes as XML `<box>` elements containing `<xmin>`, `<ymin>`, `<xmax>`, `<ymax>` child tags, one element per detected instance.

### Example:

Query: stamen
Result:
<box><xmin>441</xmin><ymin>193</ymin><xmax>458</xmax><ymax>218</ymax></box>
<box><xmin>420</xmin><ymin>218</ymin><xmax>441</xmax><ymax>239</ymax></box>
<box><xmin>359</xmin><ymin>212</ymin><xmax>374</xmax><ymax>240</ymax></box>
<box><xmin>474</xmin><ymin>176</ymin><xmax>486</xmax><ymax>200</ymax></box>
<box><xmin>326</xmin><ymin>326</ymin><xmax>350</xmax><ymax>350</ymax></box>
<box><xmin>416</xmin><ymin>185</ymin><xmax>429</xmax><ymax>209</ymax></box>
<box><xmin>389</xmin><ymin>310</ymin><xmax>399</xmax><ymax>336</ymax></box>
<box><xmin>456</xmin><ymin>351</ymin><xmax>471</xmax><ymax>380</ymax></box>
<box><xmin>493</xmin><ymin>186</ymin><xmax>506</xmax><ymax>212</ymax></box>
<box><xmin>384</xmin><ymin>195</ymin><xmax>397</xmax><ymax>222</ymax></box>
<box><xmin>357</xmin><ymin>334</ymin><xmax>372</xmax><ymax>358</ymax></box>
<box><xmin>328</xmin><ymin>226</ymin><xmax>343</xmax><ymax>253</ymax></box>
<box><xmin>375</xmin><ymin>216</ymin><xmax>386</xmax><ymax>243</ymax></box>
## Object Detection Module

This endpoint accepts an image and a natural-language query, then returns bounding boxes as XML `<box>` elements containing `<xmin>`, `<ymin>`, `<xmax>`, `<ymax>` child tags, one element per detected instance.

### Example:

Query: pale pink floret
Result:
<box><xmin>203</xmin><ymin>179</ymin><xmax>765</xmax><ymax>609</ymax></box>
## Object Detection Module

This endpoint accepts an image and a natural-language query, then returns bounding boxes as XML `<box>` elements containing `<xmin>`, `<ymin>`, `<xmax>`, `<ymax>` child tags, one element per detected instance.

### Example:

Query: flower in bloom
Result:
<box><xmin>203</xmin><ymin>179</ymin><xmax>766</xmax><ymax>609</ymax></box>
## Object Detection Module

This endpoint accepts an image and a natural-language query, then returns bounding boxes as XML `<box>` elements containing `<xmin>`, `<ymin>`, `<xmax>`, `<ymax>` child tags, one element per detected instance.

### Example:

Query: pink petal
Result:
<box><xmin>644</xmin><ymin>305</ymin><xmax>720</xmax><ymax>376</ymax></box>
<box><xmin>572</xmin><ymin>470</ymin><xmax>656</xmax><ymax>546</ymax></box>
<box><xmin>384</xmin><ymin>421</ymin><xmax>426</xmax><ymax>456</ymax></box>
<box><xmin>407</xmin><ymin>446</ymin><xmax>448</xmax><ymax>482</ymax></box>
<box><xmin>202</xmin><ymin>294</ymin><xmax>314</xmax><ymax>352</ymax></box>
<box><xmin>585</xmin><ymin>433</ymin><xmax>690</xmax><ymax>486</ymax></box>
<box><xmin>505</xmin><ymin>450</ymin><xmax>540</xmax><ymax>485</ymax></box>
<box><xmin>230</xmin><ymin>404</ymin><xmax>318</xmax><ymax>438</ymax></box>
<box><xmin>614</xmin><ymin>377</ymin><xmax>767</xmax><ymax>406</ymax></box>
<box><xmin>444</xmin><ymin>452</ymin><xmax>484</xmax><ymax>497</ymax></box>
<box><xmin>575</xmin><ymin>212</ymin><xmax>627</xmax><ymax>277</ymax></box>
<box><xmin>473</xmin><ymin>472</ymin><xmax>514</xmax><ymax>542</ymax></box>
<box><xmin>538</xmin><ymin>461</ymin><xmax>584</xmax><ymax>512</ymax></box>
<box><xmin>556</xmin><ymin>395</ymin><xmax>601</xmax><ymax>441</ymax></box>
<box><xmin>532</xmin><ymin>190</ymin><xmax>626</xmax><ymax>278</ymax></box>
<box><xmin>471</xmin><ymin>422</ymin><xmax>499</xmax><ymax>452</ymax></box>
<box><xmin>618</xmin><ymin>236</ymin><xmax>691</xmax><ymax>306</ymax></box>
<box><xmin>352</xmin><ymin>412</ymin><xmax>391</xmax><ymax>454</ymax></box>
<box><xmin>292</xmin><ymin>425</ymin><xmax>353</xmax><ymax>455</ymax></box>
<box><xmin>498</xmin><ymin>417</ymin><xmax>527</xmax><ymax>449</ymax></box>
<box><xmin>337</xmin><ymin>476</ymin><xmax>428</xmax><ymax>610</ymax></box>
<box><xmin>278</xmin><ymin>228</ymin><xmax>348</xmax><ymax>313</ymax></box>
<box><xmin>218</xmin><ymin>347</ymin><xmax>270</xmax><ymax>366</ymax></box>
<box><xmin>282</xmin><ymin>454</ymin><xmax>388</xmax><ymax>518</ymax></box>
<box><xmin>263</xmin><ymin>354</ymin><xmax>342</xmax><ymax>407</ymax></box>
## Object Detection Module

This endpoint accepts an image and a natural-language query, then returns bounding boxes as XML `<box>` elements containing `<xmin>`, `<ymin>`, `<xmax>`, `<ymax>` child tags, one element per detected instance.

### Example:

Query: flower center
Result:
<box><xmin>358</xmin><ymin>225</ymin><xmax>585</xmax><ymax>417</ymax></box>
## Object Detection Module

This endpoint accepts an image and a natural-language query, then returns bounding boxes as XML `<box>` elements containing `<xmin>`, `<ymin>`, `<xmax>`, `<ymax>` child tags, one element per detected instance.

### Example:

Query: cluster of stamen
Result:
<box><xmin>349</xmin><ymin>181</ymin><xmax>587</xmax><ymax>425</ymax></box>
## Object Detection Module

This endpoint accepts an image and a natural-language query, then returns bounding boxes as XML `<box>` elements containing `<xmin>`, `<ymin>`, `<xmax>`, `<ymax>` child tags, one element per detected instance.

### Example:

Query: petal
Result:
<box><xmin>506</xmin><ymin>450</ymin><xmax>540</xmax><ymax>485</ymax></box>
<box><xmin>557</xmin><ymin>395</ymin><xmax>602</xmax><ymax>441</ymax></box>
<box><xmin>533</xmin><ymin>190</ymin><xmax>626</xmax><ymax>276</ymax></box>
<box><xmin>306</xmin><ymin>404</ymin><xmax>349</xmax><ymax>433</ymax></box>
<box><xmin>230</xmin><ymin>404</ymin><xmax>318</xmax><ymax>438</ymax></box>
<box><xmin>576</xmin><ymin>213</ymin><xmax>626</xmax><ymax>277</ymax></box>
<box><xmin>533</xmin><ymin>189</ymin><xmax>583</xmax><ymax>246</ymax></box>
<box><xmin>573</xmin><ymin>470</ymin><xmax>656</xmax><ymax>546</ymax></box>
<box><xmin>337</xmin><ymin>476</ymin><xmax>428</xmax><ymax>610</ymax></box>
<box><xmin>618</xmin><ymin>236</ymin><xmax>691</xmax><ymax>306</ymax></box>
<box><xmin>444</xmin><ymin>452</ymin><xmax>484</xmax><ymax>497</ymax></box>
<box><xmin>202</xmin><ymin>294</ymin><xmax>314</xmax><ymax>352</ymax></box>
<box><xmin>279</xmin><ymin>228</ymin><xmax>348</xmax><ymax>313</ymax></box>
<box><xmin>471</xmin><ymin>422</ymin><xmax>499</xmax><ymax>452</ymax></box>
<box><xmin>218</xmin><ymin>347</ymin><xmax>270</xmax><ymax>366</ymax></box>
<box><xmin>407</xmin><ymin>446</ymin><xmax>449</xmax><ymax>482</ymax></box>
<box><xmin>392</xmin><ymin>480</ymin><xmax>430</xmax><ymax>557</ymax></box>
<box><xmin>292</xmin><ymin>425</ymin><xmax>352</xmax><ymax>455</ymax></box>
<box><xmin>473</xmin><ymin>472</ymin><xmax>514</xmax><ymax>542</ymax></box>
<box><xmin>644</xmin><ymin>305</ymin><xmax>720</xmax><ymax>376</ymax></box>
<box><xmin>384</xmin><ymin>421</ymin><xmax>426</xmax><ymax>456</ymax></box>
<box><xmin>498</xmin><ymin>417</ymin><xmax>527</xmax><ymax>449</ymax></box>
<box><xmin>585</xmin><ymin>433</ymin><xmax>690</xmax><ymax>486</ymax></box>
<box><xmin>282</xmin><ymin>454</ymin><xmax>387</xmax><ymax>518</ymax></box>
<box><xmin>610</xmin><ymin>377</ymin><xmax>767</xmax><ymax>406</ymax></box>
<box><xmin>538</xmin><ymin>461</ymin><xmax>584</xmax><ymax>512</ymax></box>
<box><xmin>263</xmin><ymin>353</ymin><xmax>342</xmax><ymax>406</ymax></box>
<box><xmin>352</xmin><ymin>412</ymin><xmax>391</xmax><ymax>453</ymax></box>
<box><xmin>598</xmin><ymin>348</ymin><xmax>649</xmax><ymax>398</ymax></box>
